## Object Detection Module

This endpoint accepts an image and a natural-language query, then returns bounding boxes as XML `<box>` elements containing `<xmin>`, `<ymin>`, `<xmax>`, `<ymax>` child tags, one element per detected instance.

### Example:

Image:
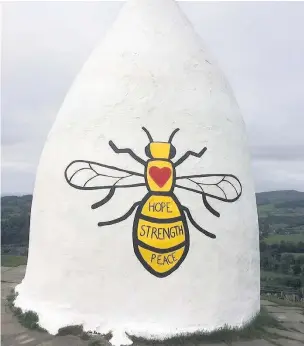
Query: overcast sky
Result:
<box><xmin>2</xmin><ymin>1</ymin><xmax>304</xmax><ymax>195</ymax></box>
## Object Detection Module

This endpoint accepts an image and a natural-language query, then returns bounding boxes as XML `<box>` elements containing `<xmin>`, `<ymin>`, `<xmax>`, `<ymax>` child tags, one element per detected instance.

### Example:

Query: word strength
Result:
<box><xmin>140</xmin><ymin>224</ymin><xmax>184</xmax><ymax>240</ymax></box>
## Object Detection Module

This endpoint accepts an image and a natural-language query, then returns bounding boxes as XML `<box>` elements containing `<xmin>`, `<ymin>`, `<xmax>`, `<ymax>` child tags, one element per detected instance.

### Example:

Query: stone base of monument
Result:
<box><xmin>2</xmin><ymin>266</ymin><xmax>304</xmax><ymax>346</ymax></box>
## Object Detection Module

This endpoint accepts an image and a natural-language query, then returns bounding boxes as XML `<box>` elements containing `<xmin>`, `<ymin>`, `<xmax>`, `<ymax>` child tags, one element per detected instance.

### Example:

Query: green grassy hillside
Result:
<box><xmin>257</xmin><ymin>191</ymin><xmax>304</xmax><ymax>294</ymax></box>
<box><xmin>1</xmin><ymin>195</ymin><xmax>32</xmax><ymax>256</ymax></box>
<box><xmin>264</xmin><ymin>234</ymin><xmax>304</xmax><ymax>245</ymax></box>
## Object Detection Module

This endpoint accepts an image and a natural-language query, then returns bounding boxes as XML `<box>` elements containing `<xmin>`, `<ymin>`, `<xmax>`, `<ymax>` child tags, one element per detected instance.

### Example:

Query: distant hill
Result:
<box><xmin>256</xmin><ymin>190</ymin><xmax>304</xmax><ymax>205</ymax></box>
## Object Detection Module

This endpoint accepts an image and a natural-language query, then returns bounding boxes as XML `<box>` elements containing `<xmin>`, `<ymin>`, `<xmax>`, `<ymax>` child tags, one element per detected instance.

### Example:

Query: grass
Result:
<box><xmin>264</xmin><ymin>234</ymin><xmax>304</xmax><ymax>244</ymax></box>
<box><xmin>282</xmin><ymin>252</ymin><xmax>304</xmax><ymax>258</ymax></box>
<box><xmin>1</xmin><ymin>255</ymin><xmax>27</xmax><ymax>267</ymax></box>
<box><xmin>57</xmin><ymin>325</ymin><xmax>90</xmax><ymax>340</ymax></box>
<box><xmin>6</xmin><ymin>290</ymin><xmax>46</xmax><ymax>332</ymax></box>
<box><xmin>130</xmin><ymin>307</ymin><xmax>282</xmax><ymax>345</ymax></box>
<box><xmin>57</xmin><ymin>326</ymin><xmax>112</xmax><ymax>344</ymax></box>
<box><xmin>257</xmin><ymin>204</ymin><xmax>276</xmax><ymax>217</ymax></box>
<box><xmin>57</xmin><ymin>325</ymin><xmax>84</xmax><ymax>336</ymax></box>
<box><xmin>261</xmin><ymin>270</ymin><xmax>294</xmax><ymax>279</ymax></box>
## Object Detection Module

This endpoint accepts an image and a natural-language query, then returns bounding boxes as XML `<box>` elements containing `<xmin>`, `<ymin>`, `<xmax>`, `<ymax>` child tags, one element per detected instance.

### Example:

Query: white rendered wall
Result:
<box><xmin>15</xmin><ymin>0</ymin><xmax>260</xmax><ymax>344</ymax></box>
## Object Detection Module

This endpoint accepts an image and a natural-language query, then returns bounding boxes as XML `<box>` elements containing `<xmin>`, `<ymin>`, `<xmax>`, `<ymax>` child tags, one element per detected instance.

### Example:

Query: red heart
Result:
<box><xmin>149</xmin><ymin>167</ymin><xmax>172</xmax><ymax>188</ymax></box>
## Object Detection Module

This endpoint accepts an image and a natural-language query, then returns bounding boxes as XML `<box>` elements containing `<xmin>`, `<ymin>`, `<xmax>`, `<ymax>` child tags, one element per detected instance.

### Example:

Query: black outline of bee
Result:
<box><xmin>64</xmin><ymin>128</ymin><xmax>242</xmax><ymax>277</ymax></box>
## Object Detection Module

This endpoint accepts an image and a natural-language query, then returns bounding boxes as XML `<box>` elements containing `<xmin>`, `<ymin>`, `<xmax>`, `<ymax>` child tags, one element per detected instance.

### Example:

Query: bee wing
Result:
<box><xmin>65</xmin><ymin>160</ymin><xmax>145</xmax><ymax>190</ymax></box>
<box><xmin>176</xmin><ymin>174</ymin><xmax>242</xmax><ymax>202</ymax></box>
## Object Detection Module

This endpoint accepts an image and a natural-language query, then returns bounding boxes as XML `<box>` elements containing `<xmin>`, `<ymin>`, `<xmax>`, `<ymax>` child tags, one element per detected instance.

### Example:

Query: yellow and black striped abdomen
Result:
<box><xmin>133</xmin><ymin>194</ymin><xmax>189</xmax><ymax>278</ymax></box>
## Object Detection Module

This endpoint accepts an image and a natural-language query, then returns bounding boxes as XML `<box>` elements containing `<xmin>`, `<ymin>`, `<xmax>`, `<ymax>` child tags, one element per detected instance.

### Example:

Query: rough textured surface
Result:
<box><xmin>36</xmin><ymin>336</ymin><xmax>89</xmax><ymax>346</ymax></box>
<box><xmin>14</xmin><ymin>0</ymin><xmax>259</xmax><ymax>343</ymax></box>
<box><xmin>282</xmin><ymin>322</ymin><xmax>304</xmax><ymax>334</ymax></box>
<box><xmin>274</xmin><ymin>339</ymin><xmax>304</xmax><ymax>346</ymax></box>
<box><xmin>260</xmin><ymin>300</ymin><xmax>278</xmax><ymax>306</ymax></box>
<box><xmin>231</xmin><ymin>341</ymin><xmax>274</xmax><ymax>346</ymax></box>
<box><xmin>264</xmin><ymin>328</ymin><xmax>304</xmax><ymax>342</ymax></box>
<box><xmin>2</xmin><ymin>267</ymin><xmax>13</xmax><ymax>273</ymax></box>
<box><xmin>268</xmin><ymin>310</ymin><xmax>304</xmax><ymax>323</ymax></box>
<box><xmin>2</xmin><ymin>266</ymin><xmax>28</xmax><ymax>283</ymax></box>
<box><xmin>1</xmin><ymin>268</ymin><xmax>87</xmax><ymax>346</ymax></box>
<box><xmin>2</xmin><ymin>266</ymin><xmax>304</xmax><ymax>346</ymax></box>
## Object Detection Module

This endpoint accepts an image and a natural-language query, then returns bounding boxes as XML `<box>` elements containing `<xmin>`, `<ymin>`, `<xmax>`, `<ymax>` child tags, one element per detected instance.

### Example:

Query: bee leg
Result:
<box><xmin>91</xmin><ymin>187</ymin><xmax>116</xmax><ymax>210</ymax></box>
<box><xmin>202</xmin><ymin>195</ymin><xmax>220</xmax><ymax>218</ymax></box>
<box><xmin>98</xmin><ymin>201</ymin><xmax>141</xmax><ymax>227</ymax></box>
<box><xmin>182</xmin><ymin>206</ymin><xmax>216</xmax><ymax>239</ymax></box>
<box><xmin>174</xmin><ymin>147</ymin><xmax>207</xmax><ymax>167</ymax></box>
<box><xmin>109</xmin><ymin>140</ymin><xmax>146</xmax><ymax>165</ymax></box>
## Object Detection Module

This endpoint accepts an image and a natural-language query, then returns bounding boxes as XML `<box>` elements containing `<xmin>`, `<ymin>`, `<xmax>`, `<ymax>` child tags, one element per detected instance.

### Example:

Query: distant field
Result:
<box><xmin>264</xmin><ymin>234</ymin><xmax>304</xmax><ymax>244</ymax></box>
<box><xmin>1</xmin><ymin>255</ymin><xmax>27</xmax><ymax>267</ymax></box>
<box><xmin>282</xmin><ymin>252</ymin><xmax>304</xmax><ymax>258</ymax></box>
<box><xmin>261</xmin><ymin>270</ymin><xmax>294</xmax><ymax>279</ymax></box>
<box><xmin>292</xmin><ymin>226</ymin><xmax>304</xmax><ymax>232</ymax></box>
<box><xmin>257</xmin><ymin>204</ymin><xmax>275</xmax><ymax>217</ymax></box>
<box><xmin>255</xmin><ymin>204</ymin><xmax>303</xmax><ymax>217</ymax></box>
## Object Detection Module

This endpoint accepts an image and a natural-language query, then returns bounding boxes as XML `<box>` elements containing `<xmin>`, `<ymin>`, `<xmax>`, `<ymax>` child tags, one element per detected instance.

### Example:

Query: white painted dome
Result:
<box><xmin>15</xmin><ymin>0</ymin><xmax>260</xmax><ymax>344</ymax></box>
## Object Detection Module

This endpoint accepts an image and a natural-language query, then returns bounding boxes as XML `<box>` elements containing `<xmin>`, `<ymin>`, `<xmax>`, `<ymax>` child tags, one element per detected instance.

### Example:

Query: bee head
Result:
<box><xmin>142</xmin><ymin>128</ymin><xmax>179</xmax><ymax>160</ymax></box>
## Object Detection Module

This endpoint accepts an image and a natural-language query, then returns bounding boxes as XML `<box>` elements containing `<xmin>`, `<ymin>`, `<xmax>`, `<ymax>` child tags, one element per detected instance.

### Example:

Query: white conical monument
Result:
<box><xmin>15</xmin><ymin>0</ymin><xmax>260</xmax><ymax>344</ymax></box>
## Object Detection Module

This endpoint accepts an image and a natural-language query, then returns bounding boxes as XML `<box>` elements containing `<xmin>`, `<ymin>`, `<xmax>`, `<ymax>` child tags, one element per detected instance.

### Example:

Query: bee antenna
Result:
<box><xmin>142</xmin><ymin>127</ymin><xmax>153</xmax><ymax>143</ymax></box>
<box><xmin>168</xmin><ymin>128</ymin><xmax>180</xmax><ymax>143</ymax></box>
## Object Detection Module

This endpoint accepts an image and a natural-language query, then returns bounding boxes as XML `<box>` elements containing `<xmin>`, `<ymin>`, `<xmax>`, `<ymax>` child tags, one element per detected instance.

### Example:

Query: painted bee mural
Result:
<box><xmin>64</xmin><ymin>128</ymin><xmax>242</xmax><ymax>278</ymax></box>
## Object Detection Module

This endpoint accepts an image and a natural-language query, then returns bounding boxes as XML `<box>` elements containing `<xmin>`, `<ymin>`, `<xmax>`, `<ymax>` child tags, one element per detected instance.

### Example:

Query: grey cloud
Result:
<box><xmin>252</xmin><ymin>160</ymin><xmax>304</xmax><ymax>193</ymax></box>
<box><xmin>1</xmin><ymin>1</ymin><xmax>304</xmax><ymax>194</ymax></box>
<box><xmin>1</xmin><ymin>168</ymin><xmax>36</xmax><ymax>196</ymax></box>
<box><xmin>252</xmin><ymin>146</ymin><xmax>304</xmax><ymax>162</ymax></box>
